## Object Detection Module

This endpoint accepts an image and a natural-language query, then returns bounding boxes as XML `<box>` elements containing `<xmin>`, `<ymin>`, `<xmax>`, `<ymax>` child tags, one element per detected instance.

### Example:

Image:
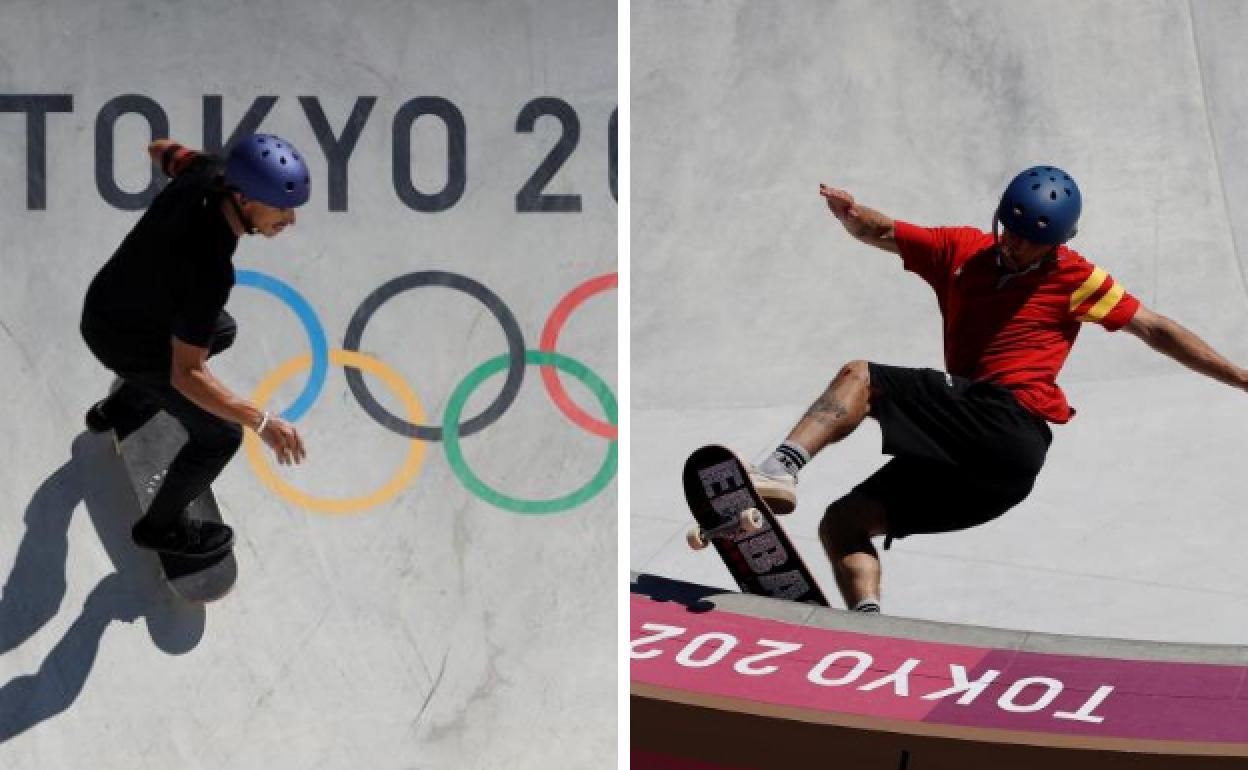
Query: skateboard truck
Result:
<box><xmin>686</xmin><ymin>507</ymin><xmax>765</xmax><ymax>550</ymax></box>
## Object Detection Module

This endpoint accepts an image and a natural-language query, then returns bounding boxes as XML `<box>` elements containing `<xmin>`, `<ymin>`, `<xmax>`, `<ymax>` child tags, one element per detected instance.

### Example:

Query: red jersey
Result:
<box><xmin>893</xmin><ymin>221</ymin><xmax>1140</xmax><ymax>423</ymax></box>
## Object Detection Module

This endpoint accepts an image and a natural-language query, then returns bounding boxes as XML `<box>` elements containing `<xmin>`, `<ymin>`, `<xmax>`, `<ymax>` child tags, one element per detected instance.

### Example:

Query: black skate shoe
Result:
<box><xmin>85</xmin><ymin>400</ymin><xmax>113</xmax><ymax>433</ymax></box>
<box><xmin>132</xmin><ymin>517</ymin><xmax>234</xmax><ymax>558</ymax></box>
<box><xmin>85</xmin><ymin>396</ymin><xmax>159</xmax><ymax>440</ymax></box>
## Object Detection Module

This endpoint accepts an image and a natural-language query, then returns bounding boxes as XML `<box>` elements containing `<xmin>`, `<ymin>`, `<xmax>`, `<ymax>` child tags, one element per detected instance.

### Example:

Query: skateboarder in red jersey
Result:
<box><xmin>748</xmin><ymin>167</ymin><xmax>1248</xmax><ymax>614</ymax></box>
<box><xmin>81</xmin><ymin>134</ymin><xmax>310</xmax><ymax>558</ymax></box>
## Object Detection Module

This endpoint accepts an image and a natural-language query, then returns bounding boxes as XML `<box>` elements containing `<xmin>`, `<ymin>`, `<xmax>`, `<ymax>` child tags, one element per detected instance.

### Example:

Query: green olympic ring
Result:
<box><xmin>443</xmin><ymin>350</ymin><xmax>617</xmax><ymax>514</ymax></box>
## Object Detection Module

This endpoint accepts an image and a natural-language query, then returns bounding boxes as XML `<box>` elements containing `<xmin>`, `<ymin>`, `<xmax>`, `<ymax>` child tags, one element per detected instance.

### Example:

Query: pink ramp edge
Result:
<box><xmin>631</xmin><ymin>593</ymin><xmax>1248</xmax><ymax>743</ymax></box>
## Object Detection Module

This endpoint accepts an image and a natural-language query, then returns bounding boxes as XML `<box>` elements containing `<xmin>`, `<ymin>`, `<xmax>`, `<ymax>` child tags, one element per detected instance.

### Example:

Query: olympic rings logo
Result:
<box><xmin>234</xmin><ymin>269</ymin><xmax>617</xmax><ymax>516</ymax></box>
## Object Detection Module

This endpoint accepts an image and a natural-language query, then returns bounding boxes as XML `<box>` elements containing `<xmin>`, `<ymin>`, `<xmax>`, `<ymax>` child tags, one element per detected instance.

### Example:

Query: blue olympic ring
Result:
<box><xmin>235</xmin><ymin>269</ymin><xmax>329</xmax><ymax>421</ymax></box>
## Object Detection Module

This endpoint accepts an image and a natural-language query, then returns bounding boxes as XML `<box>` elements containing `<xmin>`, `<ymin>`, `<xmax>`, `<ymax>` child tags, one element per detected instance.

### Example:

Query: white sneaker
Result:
<box><xmin>747</xmin><ymin>463</ymin><xmax>797</xmax><ymax>515</ymax></box>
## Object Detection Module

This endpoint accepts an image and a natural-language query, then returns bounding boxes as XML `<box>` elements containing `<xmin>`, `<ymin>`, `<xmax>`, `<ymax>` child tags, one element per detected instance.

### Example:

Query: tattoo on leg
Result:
<box><xmin>803</xmin><ymin>393</ymin><xmax>850</xmax><ymax>426</ymax></box>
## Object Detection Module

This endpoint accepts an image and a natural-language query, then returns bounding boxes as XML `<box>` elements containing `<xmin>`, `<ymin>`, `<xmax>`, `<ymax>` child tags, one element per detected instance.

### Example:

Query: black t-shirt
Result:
<box><xmin>82</xmin><ymin>153</ymin><xmax>239</xmax><ymax>373</ymax></box>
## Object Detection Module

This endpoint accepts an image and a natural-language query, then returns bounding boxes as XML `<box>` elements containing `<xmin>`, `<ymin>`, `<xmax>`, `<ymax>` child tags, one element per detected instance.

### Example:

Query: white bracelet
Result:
<box><xmin>256</xmin><ymin>411</ymin><xmax>271</xmax><ymax>434</ymax></box>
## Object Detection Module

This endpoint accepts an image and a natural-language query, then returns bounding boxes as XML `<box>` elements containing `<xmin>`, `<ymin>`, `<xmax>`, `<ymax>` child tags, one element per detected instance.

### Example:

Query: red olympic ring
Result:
<box><xmin>539</xmin><ymin>272</ymin><xmax>618</xmax><ymax>440</ymax></box>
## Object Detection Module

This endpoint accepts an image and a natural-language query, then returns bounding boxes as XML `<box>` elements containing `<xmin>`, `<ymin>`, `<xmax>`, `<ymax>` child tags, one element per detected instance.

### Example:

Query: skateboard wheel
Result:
<box><xmin>686</xmin><ymin>526</ymin><xmax>709</xmax><ymax>550</ymax></box>
<box><xmin>740</xmin><ymin>508</ymin><xmax>764</xmax><ymax>533</ymax></box>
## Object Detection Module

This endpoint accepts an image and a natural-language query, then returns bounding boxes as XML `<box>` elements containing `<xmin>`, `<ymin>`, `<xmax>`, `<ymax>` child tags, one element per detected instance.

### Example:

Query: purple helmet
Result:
<box><xmin>224</xmin><ymin>133</ymin><xmax>311</xmax><ymax>208</ymax></box>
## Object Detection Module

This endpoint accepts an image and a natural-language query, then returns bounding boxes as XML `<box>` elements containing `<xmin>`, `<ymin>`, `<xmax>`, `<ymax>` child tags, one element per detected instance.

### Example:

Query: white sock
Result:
<box><xmin>759</xmin><ymin>441</ymin><xmax>810</xmax><ymax>478</ymax></box>
<box><xmin>852</xmin><ymin>598</ymin><xmax>881</xmax><ymax>613</ymax></box>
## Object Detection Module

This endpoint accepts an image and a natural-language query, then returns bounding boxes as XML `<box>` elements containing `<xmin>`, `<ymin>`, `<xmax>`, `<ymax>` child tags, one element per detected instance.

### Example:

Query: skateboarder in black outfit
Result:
<box><xmin>81</xmin><ymin>133</ymin><xmax>309</xmax><ymax>558</ymax></box>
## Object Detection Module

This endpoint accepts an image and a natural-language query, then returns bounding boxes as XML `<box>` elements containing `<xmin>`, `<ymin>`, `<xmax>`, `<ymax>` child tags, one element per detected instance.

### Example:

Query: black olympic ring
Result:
<box><xmin>341</xmin><ymin>270</ymin><xmax>527</xmax><ymax>441</ymax></box>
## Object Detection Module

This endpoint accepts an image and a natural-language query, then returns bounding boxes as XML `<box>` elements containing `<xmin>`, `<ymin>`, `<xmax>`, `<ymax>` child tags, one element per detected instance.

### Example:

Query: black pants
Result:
<box><xmin>84</xmin><ymin>312</ymin><xmax>242</xmax><ymax>528</ymax></box>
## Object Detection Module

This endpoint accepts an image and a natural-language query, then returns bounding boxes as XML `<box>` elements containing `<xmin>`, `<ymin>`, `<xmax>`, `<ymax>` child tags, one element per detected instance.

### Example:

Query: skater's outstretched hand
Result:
<box><xmin>819</xmin><ymin>184</ymin><xmax>866</xmax><ymax>234</ymax></box>
<box><xmin>261</xmin><ymin>416</ymin><xmax>306</xmax><ymax>466</ymax></box>
<box><xmin>820</xmin><ymin>184</ymin><xmax>855</xmax><ymax>216</ymax></box>
<box><xmin>818</xmin><ymin>183</ymin><xmax>899</xmax><ymax>254</ymax></box>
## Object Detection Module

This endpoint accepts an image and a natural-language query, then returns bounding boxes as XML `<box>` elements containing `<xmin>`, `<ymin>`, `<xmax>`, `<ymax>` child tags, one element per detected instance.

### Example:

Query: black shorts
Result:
<box><xmin>856</xmin><ymin>364</ymin><xmax>1052</xmax><ymax>542</ymax></box>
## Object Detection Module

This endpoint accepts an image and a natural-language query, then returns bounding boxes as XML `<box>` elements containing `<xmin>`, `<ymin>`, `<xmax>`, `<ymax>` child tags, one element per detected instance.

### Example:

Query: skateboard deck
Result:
<box><xmin>683</xmin><ymin>444</ymin><xmax>828</xmax><ymax>606</ymax></box>
<box><xmin>115</xmin><ymin>412</ymin><xmax>237</xmax><ymax>602</ymax></box>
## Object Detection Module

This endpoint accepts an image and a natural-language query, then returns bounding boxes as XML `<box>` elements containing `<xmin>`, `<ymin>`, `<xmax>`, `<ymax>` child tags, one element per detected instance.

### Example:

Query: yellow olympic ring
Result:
<box><xmin>243</xmin><ymin>349</ymin><xmax>428</xmax><ymax>515</ymax></box>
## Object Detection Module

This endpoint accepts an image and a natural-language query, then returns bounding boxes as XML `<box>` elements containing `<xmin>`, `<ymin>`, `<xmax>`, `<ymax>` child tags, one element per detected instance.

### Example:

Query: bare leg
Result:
<box><xmin>818</xmin><ymin>491</ymin><xmax>890</xmax><ymax>608</ymax></box>
<box><xmin>787</xmin><ymin>360</ymin><xmax>873</xmax><ymax>457</ymax></box>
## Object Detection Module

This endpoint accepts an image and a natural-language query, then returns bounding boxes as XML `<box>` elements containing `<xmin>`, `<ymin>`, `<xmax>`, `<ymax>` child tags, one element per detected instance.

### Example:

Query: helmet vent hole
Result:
<box><xmin>257</xmin><ymin>136</ymin><xmax>266</xmax><ymax>143</ymax></box>
<box><xmin>285</xmin><ymin>182</ymin><xmax>295</xmax><ymax>192</ymax></box>
<box><xmin>279</xmin><ymin>156</ymin><xmax>287</xmax><ymax>165</ymax></box>
<box><xmin>1030</xmin><ymin>183</ymin><xmax>1040</xmax><ymax>191</ymax></box>
<box><xmin>261</xmin><ymin>150</ymin><xmax>270</xmax><ymax>158</ymax></box>
<box><xmin>1064</xmin><ymin>187</ymin><xmax>1072</xmax><ymax>197</ymax></box>
<box><xmin>1049</xmin><ymin>190</ymin><xmax>1057</xmax><ymax>201</ymax></box>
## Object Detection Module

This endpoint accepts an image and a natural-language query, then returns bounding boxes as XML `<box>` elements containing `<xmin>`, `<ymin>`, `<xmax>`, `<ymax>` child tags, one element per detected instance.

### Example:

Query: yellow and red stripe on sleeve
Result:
<box><xmin>1068</xmin><ymin>266</ymin><xmax>1138</xmax><ymax>328</ymax></box>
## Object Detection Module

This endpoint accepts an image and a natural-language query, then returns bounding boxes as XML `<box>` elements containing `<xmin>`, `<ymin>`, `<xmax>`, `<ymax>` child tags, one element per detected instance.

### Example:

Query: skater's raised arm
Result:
<box><xmin>1124</xmin><ymin>305</ymin><xmax>1248</xmax><ymax>391</ymax></box>
<box><xmin>148</xmin><ymin>139</ymin><xmax>199</xmax><ymax>178</ymax></box>
<box><xmin>169</xmin><ymin>338</ymin><xmax>307</xmax><ymax>466</ymax></box>
<box><xmin>819</xmin><ymin>184</ymin><xmax>899</xmax><ymax>254</ymax></box>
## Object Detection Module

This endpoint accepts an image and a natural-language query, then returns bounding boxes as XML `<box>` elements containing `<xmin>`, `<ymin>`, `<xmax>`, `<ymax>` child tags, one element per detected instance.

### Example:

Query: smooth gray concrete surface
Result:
<box><xmin>0</xmin><ymin>1</ymin><xmax>616</xmax><ymax>768</ymax></box>
<box><xmin>633</xmin><ymin>0</ymin><xmax>1248</xmax><ymax>645</ymax></box>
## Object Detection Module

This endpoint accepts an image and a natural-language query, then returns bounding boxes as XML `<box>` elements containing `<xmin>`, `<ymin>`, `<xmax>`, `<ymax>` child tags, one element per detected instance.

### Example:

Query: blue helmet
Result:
<box><xmin>995</xmin><ymin>165</ymin><xmax>1081</xmax><ymax>246</ymax></box>
<box><xmin>224</xmin><ymin>133</ymin><xmax>311</xmax><ymax>209</ymax></box>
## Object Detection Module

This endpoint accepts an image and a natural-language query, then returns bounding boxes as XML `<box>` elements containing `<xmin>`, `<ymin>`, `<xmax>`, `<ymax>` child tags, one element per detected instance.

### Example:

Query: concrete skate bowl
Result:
<box><xmin>632</xmin><ymin>0</ymin><xmax>1248</xmax><ymax>669</ymax></box>
<box><xmin>630</xmin><ymin>4</ymin><xmax>1248</xmax><ymax>762</ymax></box>
<box><xmin>0</xmin><ymin>1</ymin><xmax>615</xmax><ymax>768</ymax></box>
<box><xmin>631</xmin><ymin>574</ymin><xmax>1248</xmax><ymax>769</ymax></box>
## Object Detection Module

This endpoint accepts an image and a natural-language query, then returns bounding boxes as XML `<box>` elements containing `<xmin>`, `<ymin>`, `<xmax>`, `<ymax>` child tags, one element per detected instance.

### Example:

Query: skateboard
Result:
<box><xmin>682</xmin><ymin>444</ymin><xmax>828</xmax><ymax>606</ymax></box>
<box><xmin>113</xmin><ymin>412</ymin><xmax>237</xmax><ymax>602</ymax></box>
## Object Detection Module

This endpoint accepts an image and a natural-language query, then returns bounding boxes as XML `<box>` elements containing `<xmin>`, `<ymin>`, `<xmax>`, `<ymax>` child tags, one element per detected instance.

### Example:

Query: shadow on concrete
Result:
<box><xmin>630</xmin><ymin>572</ymin><xmax>725</xmax><ymax>613</ymax></box>
<box><xmin>0</xmin><ymin>432</ymin><xmax>208</xmax><ymax>743</ymax></box>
